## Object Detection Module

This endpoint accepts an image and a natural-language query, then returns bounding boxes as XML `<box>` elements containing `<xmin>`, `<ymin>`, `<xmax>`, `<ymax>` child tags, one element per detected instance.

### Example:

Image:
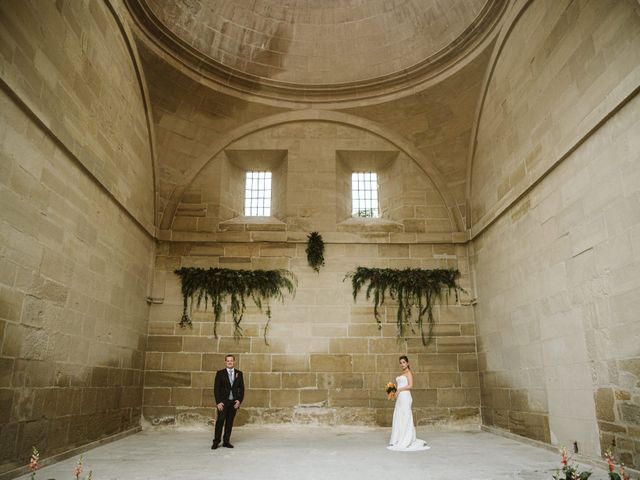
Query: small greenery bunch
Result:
<box><xmin>305</xmin><ymin>232</ymin><xmax>325</xmax><ymax>273</ymax></box>
<box><xmin>552</xmin><ymin>446</ymin><xmax>591</xmax><ymax>480</ymax></box>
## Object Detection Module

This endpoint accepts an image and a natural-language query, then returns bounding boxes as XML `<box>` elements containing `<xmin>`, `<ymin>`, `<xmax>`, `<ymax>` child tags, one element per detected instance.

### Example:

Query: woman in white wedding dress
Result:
<box><xmin>387</xmin><ymin>356</ymin><xmax>430</xmax><ymax>451</ymax></box>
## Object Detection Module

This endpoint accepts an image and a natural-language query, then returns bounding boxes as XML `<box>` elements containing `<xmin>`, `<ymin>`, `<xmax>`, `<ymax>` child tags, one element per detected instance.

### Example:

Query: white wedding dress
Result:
<box><xmin>387</xmin><ymin>375</ymin><xmax>430</xmax><ymax>451</ymax></box>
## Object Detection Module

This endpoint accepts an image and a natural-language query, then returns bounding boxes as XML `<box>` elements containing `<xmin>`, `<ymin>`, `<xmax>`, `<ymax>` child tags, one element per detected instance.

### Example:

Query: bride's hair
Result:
<box><xmin>399</xmin><ymin>355</ymin><xmax>410</xmax><ymax>368</ymax></box>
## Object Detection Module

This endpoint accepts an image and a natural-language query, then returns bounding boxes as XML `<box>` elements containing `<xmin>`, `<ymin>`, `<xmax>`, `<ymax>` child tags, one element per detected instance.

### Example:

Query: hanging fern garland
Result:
<box><xmin>174</xmin><ymin>267</ymin><xmax>297</xmax><ymax>343</ymax></box>
<box><xmin>305</xmin><ymin>232</ymin><xmax>325</xmax><ymax>273</ymax></box>
<box><xmin>346</xmin><ymin>267</ymin><xmax>463</xmax><ymax>346</ymax></box>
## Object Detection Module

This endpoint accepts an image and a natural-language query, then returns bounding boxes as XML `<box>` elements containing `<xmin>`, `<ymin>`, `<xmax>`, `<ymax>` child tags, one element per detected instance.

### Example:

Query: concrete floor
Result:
<box><xmin>16</xmin><ymin>426</ymin><xmax>610</xmax><ymax>480</ymax></box>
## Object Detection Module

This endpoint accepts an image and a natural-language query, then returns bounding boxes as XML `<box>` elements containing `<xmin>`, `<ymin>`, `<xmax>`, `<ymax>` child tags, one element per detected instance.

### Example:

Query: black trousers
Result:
<box><xmin>213</xmin><ymin>399</ymin><xmax>237</xmax><ymax>444</ymax></box>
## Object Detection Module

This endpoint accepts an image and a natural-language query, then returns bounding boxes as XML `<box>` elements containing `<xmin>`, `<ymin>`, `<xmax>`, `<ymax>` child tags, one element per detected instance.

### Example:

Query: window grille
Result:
<box><xmin>351</xmin><ymin>172</ymin><xmax>379</xmax><ymax>218</ymax></box>
<box><xmin>244</xmin><ymin>171</ymin><xmax>272</xmax><ymax>216</ymax></box>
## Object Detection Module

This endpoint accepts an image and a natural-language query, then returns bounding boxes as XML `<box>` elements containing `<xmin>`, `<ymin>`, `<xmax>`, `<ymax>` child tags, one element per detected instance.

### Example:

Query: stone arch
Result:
<box><xmin>160</xmin><ymin>109</ymin><xmax>465</xmax><ymax>232</ymax></box>
<box><xmin>105</xmin><ymin>0</ymin><xmax>159</xmax><ymax>230</ymax></box>
<box><xmin>464</xmin><ymin>0</ymin><xmax>532</xmax><ymax>230</ymax></box>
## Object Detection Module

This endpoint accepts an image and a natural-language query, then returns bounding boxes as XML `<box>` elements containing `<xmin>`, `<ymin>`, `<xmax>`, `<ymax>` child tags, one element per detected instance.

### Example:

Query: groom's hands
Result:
<box><xmin>216</xmin><ymin>401</ymin><xmax>240</xmax><ymax>410</ymax></box>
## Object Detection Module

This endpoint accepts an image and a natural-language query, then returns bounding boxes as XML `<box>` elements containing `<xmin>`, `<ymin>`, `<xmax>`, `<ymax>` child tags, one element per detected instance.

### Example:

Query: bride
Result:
<box><xmin>387</xmin><ymin>355</ymin><xmax>430</xmax><ymax>451</ymax></box>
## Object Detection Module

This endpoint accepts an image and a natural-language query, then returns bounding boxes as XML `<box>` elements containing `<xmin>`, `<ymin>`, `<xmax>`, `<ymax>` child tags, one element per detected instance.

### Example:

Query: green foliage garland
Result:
<box><xmin>305</xmin><ymin>232</ymin><xmax>325</xmax><ymax>273</ymax></box>
<box><xmin>174</xmin><ymin>267</ymin><xmax>297</xmax><ymax>343</ymax></box>
<box><xmin>346</xmin><ymin>267</ymin><xmax>463</xmax><ymax>345</ymax></box>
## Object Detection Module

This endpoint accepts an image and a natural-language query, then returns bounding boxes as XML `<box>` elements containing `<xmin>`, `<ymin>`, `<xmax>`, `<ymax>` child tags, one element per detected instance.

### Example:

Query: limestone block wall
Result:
<box><xmin>470</xmin><ymin>0</ymin><xmax>640</xmax><ymax>468</ymax></box>
<box><xmin>0</xmin><ymin>89</ymin><xmax>154</xmax><ymax>476</ymax></box>
<box><xmin>473</xmin><ymin>91</ymin><xmax>640</xmax><ymax>466</ymax></box>
<box><xmin>342</xmin><ymin>46</ymin><xmax>493</xmax><ymax>228</ymax></box>
<box><xmin>169</xmin><ymin>121</ymin><xmax>458</xmax><ymax>239</ymax></box>
<box><xmin>145</xmin><ymin>117</ymin><xmax>478</xmax><ymax>428</ymax></box>
<box><xmin>0</xmin><ymin>0</ymin><xmax>156</xmax><ymax>476</ymax></box>
<box><xmin>136</xmin><ymin>40</ymin><xmax>285</xmax><ymax>226</ymax></box>
<box><xmin>144</xmin><ymin>240</ymin><xmax>478</xmax><ymax>428</ymax></box>
<box><xmin>0</xmin><ymin>0</ymin><xmax>155</xmax><ymax>232</ymax></box>
<box><xmin>470</xmin><ymin>0</ymin><xmax>640</xmax><ymax>230</ymax></box>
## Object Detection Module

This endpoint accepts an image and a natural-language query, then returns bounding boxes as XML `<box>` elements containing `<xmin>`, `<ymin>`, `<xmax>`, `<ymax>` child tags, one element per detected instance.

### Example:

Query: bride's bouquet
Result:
<box><xmin>385</xmin><ymin>382</ymin><xmax>397</xmax><ymax>400</ymax></box>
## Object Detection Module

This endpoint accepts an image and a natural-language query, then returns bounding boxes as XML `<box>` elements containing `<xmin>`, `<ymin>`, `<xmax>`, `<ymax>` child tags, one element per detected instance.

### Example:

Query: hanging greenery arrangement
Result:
<box><xmin>346</xmin><ymin>267</ymin><xmax>463</xmax><ymax>345</ymax></box>
<box><xmin>305</xmin><ymin>232</ymin><xmax>325</xmax><ymax>273</ymax></box>
<box><xmin>174</xmin><ymin>267</ymin><xmax>296</xmax><ymax>343</ymax></box>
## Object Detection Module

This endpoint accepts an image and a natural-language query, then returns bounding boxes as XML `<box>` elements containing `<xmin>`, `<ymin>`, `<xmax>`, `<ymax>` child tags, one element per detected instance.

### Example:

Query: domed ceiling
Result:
<box><xmin>126</xmin><ymin>0</ymin><xmax>506</xmax><ymax>101</ymax></box>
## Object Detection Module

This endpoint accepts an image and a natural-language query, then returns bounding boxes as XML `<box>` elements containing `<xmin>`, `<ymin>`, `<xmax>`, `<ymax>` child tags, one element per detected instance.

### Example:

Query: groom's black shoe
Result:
<box><xmin>211</xmin><ymin>443</ymin><xmax>219</xmax><ymax>450</ymax></box>
<box><xmin>223</xmin><ymin>443</ymin><xmax>234</xmax><ymax>448</ymax></box>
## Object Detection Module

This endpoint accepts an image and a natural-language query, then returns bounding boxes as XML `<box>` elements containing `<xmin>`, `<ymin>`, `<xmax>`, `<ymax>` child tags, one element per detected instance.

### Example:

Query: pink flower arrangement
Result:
<box><xmin>552</xmin><ymin>447</ymin><xmax>635</xmax><ymax>480</ymax></box>
<box><xmin>27</xmin><ymin>447</ymin><xmax>93</xmax><ymax>480</ymax></box>
<box><xmin>604</xmin><ymin>449</ymin><xmax>632</xmax><ymax>480</ymax></box>
<box><xmin>29</xmin><ymin>447</ymin><xmax>39</xmax><ymax>480</ymax></box>
<box><xmin>552</xmin><ymin>446</ymin><xmax>592</xmax><ymax>480</ymax></box>
<box><xmin>73</xmin><ymin>457</ymin><xmax>83</xmax><ymax>479</ymax></box>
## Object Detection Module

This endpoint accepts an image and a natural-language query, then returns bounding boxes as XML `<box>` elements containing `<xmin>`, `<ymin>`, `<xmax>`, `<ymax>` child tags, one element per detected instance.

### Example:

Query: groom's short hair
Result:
<box><xmin>225</xmin><ymin>354</ymin><xmax>235</xmax><ymax>360</ymax></box>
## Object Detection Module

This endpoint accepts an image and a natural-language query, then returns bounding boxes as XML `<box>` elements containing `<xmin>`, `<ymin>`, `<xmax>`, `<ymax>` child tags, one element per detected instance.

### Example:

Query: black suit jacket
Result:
<box><xmin>214</xmin><ymin>368</ymin><xmax>245</xmax><ymax>405</ymax></box>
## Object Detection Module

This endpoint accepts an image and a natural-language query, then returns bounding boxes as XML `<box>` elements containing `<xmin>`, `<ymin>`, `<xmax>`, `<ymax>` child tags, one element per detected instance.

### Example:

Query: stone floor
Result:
<box><xmin>16</xmin><ymin>426</ymin><xmax>611</xmax><ymax>480</ymax></box>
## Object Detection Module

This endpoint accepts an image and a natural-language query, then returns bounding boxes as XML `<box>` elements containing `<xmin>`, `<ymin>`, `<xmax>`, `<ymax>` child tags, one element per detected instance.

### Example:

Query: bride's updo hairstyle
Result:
<box><xmin>399</xmin><ymin>355</ymin><xmax>410</xmax><ymax>369</ymax></box>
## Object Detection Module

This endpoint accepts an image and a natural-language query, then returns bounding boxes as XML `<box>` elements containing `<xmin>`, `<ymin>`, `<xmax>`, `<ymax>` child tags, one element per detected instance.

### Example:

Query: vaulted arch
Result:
<box><xmin>160</xmin><ymin>109</ymin><xmax>465</xmax><ymax>232</ymax></box>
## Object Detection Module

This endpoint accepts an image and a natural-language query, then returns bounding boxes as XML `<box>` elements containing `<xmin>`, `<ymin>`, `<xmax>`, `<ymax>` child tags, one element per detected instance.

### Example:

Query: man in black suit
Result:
<box><xmin>212</xmin><ymin>354</ymin><xmax>244</xmax><ymax>449</ymax></box>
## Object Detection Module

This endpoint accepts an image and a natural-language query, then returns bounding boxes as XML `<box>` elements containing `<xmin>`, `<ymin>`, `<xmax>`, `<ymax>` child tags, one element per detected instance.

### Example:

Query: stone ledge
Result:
<box><xmin>337</xmin><ymin>218</ymin><xmax>404</xmax><ymax>233</ymax></box>
<box><xmin>219</xmin><ymin>216</ymin><xmax>287</xmax><ymax>232</ymax></box>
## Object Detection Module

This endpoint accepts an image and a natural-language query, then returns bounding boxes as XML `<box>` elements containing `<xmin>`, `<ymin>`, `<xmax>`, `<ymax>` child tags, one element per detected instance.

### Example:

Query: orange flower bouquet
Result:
<box><xmin>385</xmin><ymin>382</ymin><xmax>397</xmax><ymax>400</ymax></box>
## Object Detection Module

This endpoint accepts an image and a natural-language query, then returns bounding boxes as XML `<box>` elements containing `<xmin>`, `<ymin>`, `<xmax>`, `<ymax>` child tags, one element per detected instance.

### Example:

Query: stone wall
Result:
<box><xmin>169</xmin><ymin>122</ymin><xmax>457</xmax><ymax>238</ymax></box>
<box><xmin>0</xmin><ymin>0</ymin><xmax>155</xmax><ymax>232</ymax></box>
<box><xmin>470</xmin><ymin>0</ymin><xmax>640</xmax><ymax>230</ymax></box>
<box><xmin>145</xmin><ymin>240</ymin><xmax>478</xmax><ymax>428</ymax></box>
<box><xmin>470</xmin><ymin>0</ymin><xmax>640</xmax><ymax>467</ymax></box>
<box><xmin>0</xmin><ymin>0</ymin><xmax>155</xmax><ymax>476</ymax></box>
<box><xmin>473</xmin><ymin>91</ymin><xmax>640</xmax><ymax>466</ymax></box>
<box><xmin>144</xmin><ymin>121</ymin><xmax>479</xmax><ymax>428</ymax></box>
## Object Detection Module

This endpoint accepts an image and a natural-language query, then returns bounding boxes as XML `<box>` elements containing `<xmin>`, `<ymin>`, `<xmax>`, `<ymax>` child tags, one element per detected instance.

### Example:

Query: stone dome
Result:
<box><xmin>126</xmin><ymin>0</ymin><xmax>506</xmax><ymax>101</ymax></box>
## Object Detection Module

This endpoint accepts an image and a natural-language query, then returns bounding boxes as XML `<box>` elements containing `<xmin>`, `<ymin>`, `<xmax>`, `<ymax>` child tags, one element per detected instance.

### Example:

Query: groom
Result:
<box><xmin>212</xmin><ymin>354</ymin><xmax>245</xmax><ymax>449</ymax></box>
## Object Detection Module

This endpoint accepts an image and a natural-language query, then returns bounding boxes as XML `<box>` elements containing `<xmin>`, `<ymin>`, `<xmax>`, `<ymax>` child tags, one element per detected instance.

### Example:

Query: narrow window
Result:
<box><xmin>352</xmin><ymin>172</ymin><xmax>379</xmax><ymax>218</ymax></box>
<box><xmin>245</xmin><ymin>171</ymin><xmax>272</xmax><ymax>216</ymax></box>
